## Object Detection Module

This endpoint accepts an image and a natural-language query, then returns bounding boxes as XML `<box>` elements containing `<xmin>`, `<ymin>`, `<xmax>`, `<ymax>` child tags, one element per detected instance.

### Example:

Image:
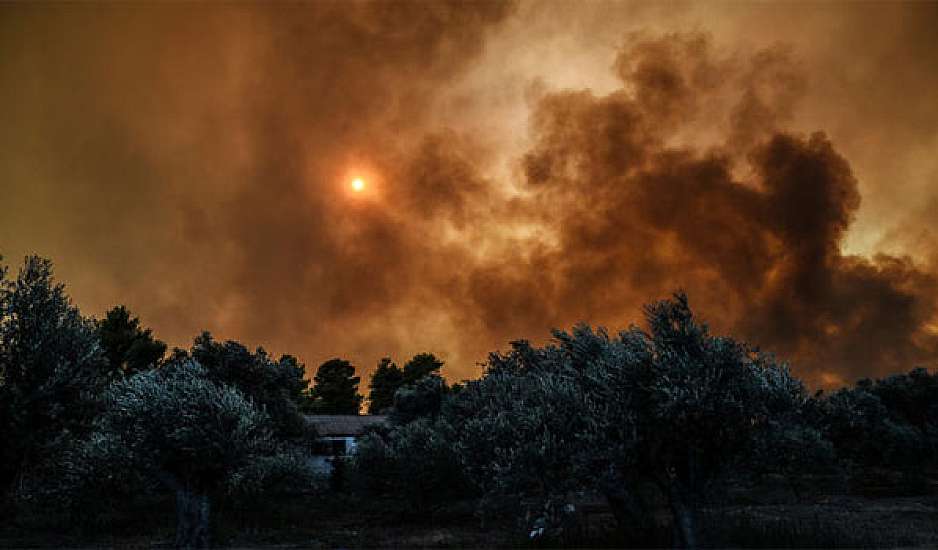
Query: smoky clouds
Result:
<box><xmin>460</xmin><ymin>32</ymin><xmax>938</xmax><ymax>386</ymax></box>
<box><xmin>1</xmin><ymin>2</ymin><xmax>937</xmax><ymax>387</ymax></box>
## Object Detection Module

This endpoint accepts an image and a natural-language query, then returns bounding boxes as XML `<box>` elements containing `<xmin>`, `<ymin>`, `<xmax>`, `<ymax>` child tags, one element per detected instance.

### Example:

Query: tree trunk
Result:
<box><xmin>175</xmin><ymin>486</ymin><xmax>211</xmax><ymax>549</ymax></box>
<box><xmin>667</xmin><ymin>487</ymin><xmax>698</xmax><ymax>550</ymax></box>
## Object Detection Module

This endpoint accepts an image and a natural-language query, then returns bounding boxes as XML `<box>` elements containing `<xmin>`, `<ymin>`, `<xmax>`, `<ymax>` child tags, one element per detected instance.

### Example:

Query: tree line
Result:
<box><xmin>0</xmin><ymin>256</ymin><xmax>446</xmax><ymax>547</ymax></box>
<box><xmin>349</xmin><ymin>297</ymin><xmax>938</xmax><ymax>547</ymax></box>
<box><xmin>1</xmin><ymin>255</ymin><xmax>936</xmax><ymax>548</ymax></box>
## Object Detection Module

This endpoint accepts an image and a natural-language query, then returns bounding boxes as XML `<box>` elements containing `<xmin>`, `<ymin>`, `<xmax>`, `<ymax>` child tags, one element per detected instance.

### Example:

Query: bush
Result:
<box><xmin>351</xmin><ymin>417</ymin><xmax>474</xmax><ymax>513</ymax></box>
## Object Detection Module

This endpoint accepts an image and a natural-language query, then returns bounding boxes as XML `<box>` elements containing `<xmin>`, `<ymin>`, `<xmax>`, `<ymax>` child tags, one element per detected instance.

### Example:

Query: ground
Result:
<box><xmin>2</xmin><ymin>491</ymin><xmax>937</xmax><ymax>548</ymax></box>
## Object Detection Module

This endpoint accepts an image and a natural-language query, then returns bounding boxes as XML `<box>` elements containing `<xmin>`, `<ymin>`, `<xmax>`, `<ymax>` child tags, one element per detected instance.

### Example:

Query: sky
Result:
<box><xmin>2</xmin><ymin>1</ymin><xmax>937</xmax><ymax>387</ymax></box>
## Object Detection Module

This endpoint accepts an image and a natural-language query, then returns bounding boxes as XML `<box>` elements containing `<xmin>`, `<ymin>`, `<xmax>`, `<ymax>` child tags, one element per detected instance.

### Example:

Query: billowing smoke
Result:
<box><xmin>2</xmin><ymin>2</ymin><xmax>936</xmax><ymax>386</ymax></box>
<box><xmin>476</xmin><ymin>33</ymin><xmax>938</xmax><ymax>386</ymax></box>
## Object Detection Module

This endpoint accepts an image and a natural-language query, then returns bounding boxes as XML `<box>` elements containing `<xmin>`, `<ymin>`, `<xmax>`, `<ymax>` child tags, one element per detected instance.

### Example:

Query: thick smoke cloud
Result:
<box><xmin>2</xmin><ymin>2</ymin><xmax>937</xmax><ymax>386</ymax></box>
<box><xmin>435</xmin><ymin>32</ymin><xmax>938</xmax><ymax>386</ymax></box>
<box><xmin>0</xmin><ymin>1</ymin><xmax>516</xmax><ymax>369</ymax></box>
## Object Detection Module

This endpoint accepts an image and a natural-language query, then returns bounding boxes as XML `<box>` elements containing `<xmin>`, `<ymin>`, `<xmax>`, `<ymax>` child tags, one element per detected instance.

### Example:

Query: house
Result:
<box><xmin>305</xmin><ymin>414</ymin><xmax>388</xmax><ymax>474</ymax></box>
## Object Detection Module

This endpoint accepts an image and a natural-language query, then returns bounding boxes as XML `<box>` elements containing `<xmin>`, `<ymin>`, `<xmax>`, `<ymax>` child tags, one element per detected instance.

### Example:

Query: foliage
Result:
<box><xmin>4</xmin><ymin>251</ymin><xmax>938</xmax><ymax>547</ymax></box>
<box><xmin>351</xmin><ymin>417</ymin><xmax>473</xmax><ymax>512</ymax></box>
<box><xmin>628</xmin><ymin>294</ymin><xmax>810</xmax><ymax>542</ymax></box>
<box><xmin>184</xmin><ymin>332</ymin><xmax>311</xmax><ymax>440</ymax></box>
<box><xmin>390</xmin><ymin>373</ymin><xmax>449</xmax><ymax>425</ymax></box>
<box><xmin>815</xmin><ymin>368</ymin><xmax>938</xmax><ymax>486</ymax></box>
<box><xmin>402</xmin><ymin>352</ymin><xmax>444</xmax><ymax>384</ymax></box>
<box><xmin>308</xmin><ymin>358</ymin><xmax>363</xmax><ymax>415</ymax></box>
<box><xmin>96</xmin><ymin>305</ymin><xmax>167</xmax><ymax>376</ymax></box>
<box><xmin>380</xmin><ymin>352</ymin><xmax>449</xmax><ymax>424</ymax></box>
<box><xmin>408</xmin><ymin>293</ymin><xmax>814</xmax><ymax>547</ymax></box>
<box><xmin>367</xmin><ymin>357</ymin><xmax>404</xmax><ymax>414</ymax></box>
<box><xmin>91</xmin><ymin>361</ymin><xmax>276</xmax><ymax>491</ymax></box>
<box><xmin>444</xmin><ymin>349</ymin><xmax>594</xmax><ymax>503</ymax></box>
<box><xmin>28</xmin><ymin>361</ymin><xmax>315</xmax><ymax>547</ymax></box>
<box><xmin>227</xmin><ymin>449</ymin><xmax>320</xmax><ymax>499</ymax></box>
<box><xmin>865</xmin><ymin>367</ymin><xmax>938</xmax><ymax>430</ymax></box>
<box><xmin>0</xmin><ymin>256</ymin><xmax>109</xmax><ymax>494</ymax></box>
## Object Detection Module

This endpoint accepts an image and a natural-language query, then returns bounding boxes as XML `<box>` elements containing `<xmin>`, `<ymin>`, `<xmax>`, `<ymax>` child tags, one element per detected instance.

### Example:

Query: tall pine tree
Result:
<box><xmin>309</xmin><ymin>358</ymin><xmax>362</xmax><ymax>414</ymax></box>
<box><xmin>0</xmin><ymin>256</ymin><xmax>109</xmax><ymax>491</ymax></box>
<box><xmin>367</xmin><ymin>357</ymin><xmax>404</xmax><ymax>414</ymax></box>
<box><xmin>401</xmin><ymin>352</ymin><xmax>444</xmax><ymax>384</ymax></box>
<box><xmin>96</xmin><ymin>305</ymin><xmax>166</xmax><ymax>376</ymax></box>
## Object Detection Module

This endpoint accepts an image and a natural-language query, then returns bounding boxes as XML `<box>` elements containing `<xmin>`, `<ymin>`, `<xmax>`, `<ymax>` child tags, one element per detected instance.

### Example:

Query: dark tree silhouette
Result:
<box><xmin>625</xmin><ymin>294</ymin><xmax>809</xmax><ymax>548</ymax></box>
<box><xmin>374</xmin><ymin>293</ymin><xmax>811</xmax><ymax>548</ymax></box>
<box><xmin>55</xmin><ymin>362</ymin><xmax>313</xmax><ymax>549</ymax></box>
<box><xmin>863</xmin><ymin>367</ymin><xmax>938</xmax><ymax>431</ymax></box>
<box><xmin>96</xmin><ymin>305</ymin><xmax>166</xmax><ymax>376</ymax></box>
<box><xmin>183</xmin><ymin>332</ymin><xmax>311</xmax><ymax>439</ymax></box>
<box><xmin>309</xmin><ymin>358</ymin><xmax>363</xmax><ymax>414</ymax></box>
<box><xmin>352</xmin><ymin>417</ymin><xmax>472</xmax><ymax>512</ymax></box>
<box><xmin>0</xmin><ymin>256</ymin><xmax>108</xmax><ymax>493</ymax></box>
<box><xmin>367</xmin><ymin>357</ymin><xmax>404</xmax><ymax>414</ymax></box>
<box><xmin>390</xmin><ymin>374</ymin><xmax>449</xmax><ymax>425</ymax></box>
<box><xmin>816</xmin><ymin>367</ymin><xmax>938</xmax><ymax>486</ymax></box>
<box><xmin>401</xmin><ymin>352</ymin><xmax>444</xmax><ymax>384</ymax></box>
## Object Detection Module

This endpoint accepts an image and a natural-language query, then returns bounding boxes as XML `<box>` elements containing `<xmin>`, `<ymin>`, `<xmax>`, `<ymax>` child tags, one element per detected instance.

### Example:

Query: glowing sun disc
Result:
<box><xmin>351</xmin><ymin>177</ymin><xmax>365</xmax><ymax>192</ymax></box>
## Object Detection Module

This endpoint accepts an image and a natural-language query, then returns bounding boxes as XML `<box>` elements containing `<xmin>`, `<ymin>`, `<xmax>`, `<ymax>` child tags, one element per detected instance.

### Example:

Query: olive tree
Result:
<box><xmin>186</xmin><ymin>332</ymin><xmax>311</xmax><ymax>440</ymax></box>
<box><xmin>447</xmin><ymin>346</ymin><xmax>599</xmax><ymax>530</ymax></box>
<box><xmin>815</xmin><ymin>369</ymin><xmax>938</xmax><ymax>488</ymax></box>
<box><xmin>53</xmin><ymin>361</ymin><xmax>313</xmax><ymax>548</ymax></box>
<box><xmin>446</xmin><ymin>293</ymin><xmax>810</xmax><ymax>548</ymax></box>
<box><xmin>622</xmin><ymin>294</ymin><xmax>809</xmax><ymax>548</ymax></box>
<box><xmin>352</xmin><ymin>417</ymin><xmax>471</xmax><ymax>513</ymax></box>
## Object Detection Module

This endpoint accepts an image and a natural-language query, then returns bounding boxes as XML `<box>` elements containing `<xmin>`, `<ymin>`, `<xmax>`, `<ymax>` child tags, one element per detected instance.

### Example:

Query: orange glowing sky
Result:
<box><xmin>1</xmin><ymin>1</ymin><xmax>937</xmax><ymax>387</ymax></box>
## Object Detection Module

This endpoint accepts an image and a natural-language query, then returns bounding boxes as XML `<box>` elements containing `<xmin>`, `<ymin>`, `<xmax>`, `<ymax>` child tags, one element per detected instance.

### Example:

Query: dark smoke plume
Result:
<box><xmin>467</xmin><ymin>33</ymin><xmax>938</xmax><ymax>385</ymax></box>
<box><xmin>2</xmin><ymin>4</ymin><xmax>937</xmax><ymax>386</ymax></box>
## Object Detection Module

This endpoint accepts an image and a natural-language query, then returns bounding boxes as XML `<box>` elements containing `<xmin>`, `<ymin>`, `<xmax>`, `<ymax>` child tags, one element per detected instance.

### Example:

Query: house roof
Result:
<box><xmin>305</xmin><ymin>414</ymin><xmax>388</xmax><ymax>436</ymax></box>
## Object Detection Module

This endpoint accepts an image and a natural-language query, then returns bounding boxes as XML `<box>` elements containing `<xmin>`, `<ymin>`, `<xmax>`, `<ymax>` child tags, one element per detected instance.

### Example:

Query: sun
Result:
<box><xmin>351</xmin><ymin>177</ymin><xmax>365</xmax><ymax>192</ymax></box>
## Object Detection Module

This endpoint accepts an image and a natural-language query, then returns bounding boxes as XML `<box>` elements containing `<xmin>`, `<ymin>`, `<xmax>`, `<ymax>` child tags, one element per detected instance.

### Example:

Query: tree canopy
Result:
<box><xmin>355</xmin><ymin>293</ymin><xmax>814</xmax><ymax>547</ymax></box>
<box><xmin>183</xmin><ymin>332</ymin><xmax>312</xmax><ymax>439</ymax></box>
<box><xmin>401</xmin><ymin>352</ymin><xmax>444</xmax><ymax>384</ymax></box>
<box><xmin>0</xmin><ymin>256</ymin><xmax>109</xmax><ymax>492</ymax></box>
<box><xmin>52</xmin><ymin>361</ymin><xmax>312</xmax><ymax>548</ymax></box>
<box><xmin>367</xmin><ymin>357</ymin><xmax>404</xmax><ymax>414</ymax></box>
<box><xmin>96</xmin><ymin>305</ymin><xmax>167</xmax><ymax>376</ymax></box>
<box><xmin>5</xmin><ymin>255</ymin><xmax>938</xmax><ymax>548</ymax></box>
<box><xmin>390</xmin><ymin>373</ymin><xmax>449</xmax><ymax>425</ymax></box>
<box><xmin>309</xmin><ymin>358</ymin><xmax>363</xmax><ymax>415</ymax></box>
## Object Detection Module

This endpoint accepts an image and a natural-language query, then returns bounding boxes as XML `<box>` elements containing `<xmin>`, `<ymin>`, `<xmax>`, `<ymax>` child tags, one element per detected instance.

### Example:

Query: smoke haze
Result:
<box><xmin>2</xmin><ymin>1</ymin><xmax>937</xmax><ymax>386</ymax></box>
